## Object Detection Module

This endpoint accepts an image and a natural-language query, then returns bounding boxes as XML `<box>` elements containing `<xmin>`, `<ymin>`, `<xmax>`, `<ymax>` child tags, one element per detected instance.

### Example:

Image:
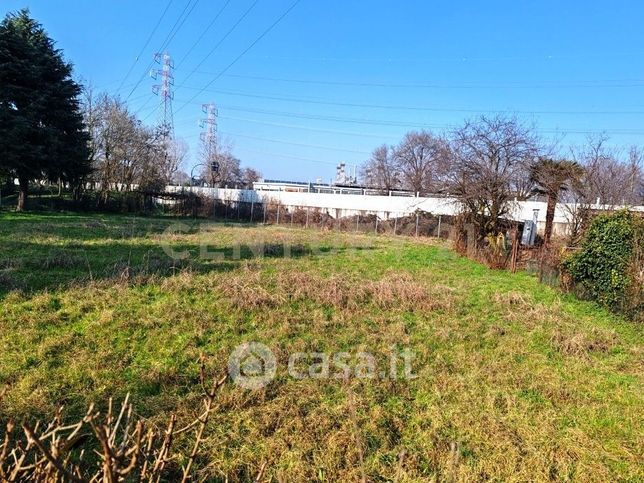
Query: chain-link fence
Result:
<box><xmin>163</xmin><ymin>196</ymin><xmax>459</xmax><ymax>239</ymax></box>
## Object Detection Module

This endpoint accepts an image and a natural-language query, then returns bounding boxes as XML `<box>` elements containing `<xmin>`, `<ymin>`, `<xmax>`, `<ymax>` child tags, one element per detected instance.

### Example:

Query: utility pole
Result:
<box><xmin>200</xmin><ymin>103</ymin><xmax>218</xmax><ymax>186</ymax></box>
<box><xmin>150</xmin><ymin>52</ymin><xmax>175</xmax><ymax>165</ymax></box>
<box><xmin>151</xmin><ymin>53</ymin><xmax>174</xmax><ymax>134</ymax></box>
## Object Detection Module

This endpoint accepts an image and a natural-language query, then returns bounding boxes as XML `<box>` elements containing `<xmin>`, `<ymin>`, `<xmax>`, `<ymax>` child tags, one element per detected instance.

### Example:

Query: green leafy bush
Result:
<box><xmin>563</xmin><ymin>211</ymin><xmax>643</xmax><ymax>318</ymax></box>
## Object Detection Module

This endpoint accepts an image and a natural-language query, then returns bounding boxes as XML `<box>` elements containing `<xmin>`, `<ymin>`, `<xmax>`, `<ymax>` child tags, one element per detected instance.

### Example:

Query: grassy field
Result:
<box><xmin>0</xmin><ymin>211</ymin><xmax>642</xmax><ymax>481</ymax></box>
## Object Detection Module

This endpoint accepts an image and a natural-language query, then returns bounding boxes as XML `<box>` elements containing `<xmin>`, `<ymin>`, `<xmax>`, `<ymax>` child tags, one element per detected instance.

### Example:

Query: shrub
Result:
<box><xmin>562</xmin><ymin>211</ymin><xmax>643</xmax><ymax>318</ymax></box>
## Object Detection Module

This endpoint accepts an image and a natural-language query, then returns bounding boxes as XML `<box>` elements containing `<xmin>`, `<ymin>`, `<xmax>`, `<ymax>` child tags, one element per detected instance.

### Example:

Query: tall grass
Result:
<box><xmin>0</xmin><ymin>212</ymin><xmax>641</xmax><ymax>481</ymax></box>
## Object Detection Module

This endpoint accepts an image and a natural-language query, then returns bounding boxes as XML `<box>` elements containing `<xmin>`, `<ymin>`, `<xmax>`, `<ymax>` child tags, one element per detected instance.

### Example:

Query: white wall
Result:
<box><xmin>165</xmin><ymin>186</ymin><xmax>643</xmax><ymax>235</ymax></box>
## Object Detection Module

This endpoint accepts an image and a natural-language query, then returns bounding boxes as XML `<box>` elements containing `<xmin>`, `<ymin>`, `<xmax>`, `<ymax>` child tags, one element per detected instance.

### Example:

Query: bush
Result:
<box><xmin>562</xmin><ymin>211</ymin><xmax>643</xmax><ymax>318</ymax></box>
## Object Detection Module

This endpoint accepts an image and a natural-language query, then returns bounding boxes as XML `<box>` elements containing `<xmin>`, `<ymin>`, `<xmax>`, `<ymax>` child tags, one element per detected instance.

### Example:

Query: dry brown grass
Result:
<box><xmin>551</xmin><ymin>327</ymin><xmax>620</xmax><ymax>357</ymax></box>
<box><xmin>1</xmin><ymin>216</ymin><xmax>642</xmax><ymax>482</ymax></box>
<box><xmin>272</xmin><ymin>271</ymin><xmax>455</xmax><ymax>313</ymax></box>
<box><xmin>220</xmin><ymin>271</ymin><xmax>285</xmax><ymax>310</ymax></box>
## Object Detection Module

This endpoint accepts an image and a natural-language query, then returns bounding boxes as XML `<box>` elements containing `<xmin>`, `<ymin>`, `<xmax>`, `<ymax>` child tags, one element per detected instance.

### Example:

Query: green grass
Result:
<box><xmin>0</xmin><ymin>211</ymin><xmax>642</xmax><ymax>481</ymax></box>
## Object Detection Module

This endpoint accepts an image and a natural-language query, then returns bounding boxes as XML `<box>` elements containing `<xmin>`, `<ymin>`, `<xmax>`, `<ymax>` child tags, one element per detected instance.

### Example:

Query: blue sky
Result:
<box><xmin>4</xmin><ymin>0</ymin><xmax>644</xmax><ymax>181</ymax></box>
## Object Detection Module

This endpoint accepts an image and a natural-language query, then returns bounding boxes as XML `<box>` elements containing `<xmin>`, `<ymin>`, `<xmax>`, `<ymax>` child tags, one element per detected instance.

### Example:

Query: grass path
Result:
<box><xmin>0</xmin><ymin>212</ymin><xmax>642</xmax><ymax>481</ymax></box>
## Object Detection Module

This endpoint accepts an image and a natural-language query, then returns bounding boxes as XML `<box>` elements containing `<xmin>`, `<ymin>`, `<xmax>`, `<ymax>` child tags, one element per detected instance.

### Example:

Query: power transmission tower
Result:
<box><xmin>150</xmin><ymin>52</ymin><xmax>174</xmax><ymax>139</ymax></box>
<box><xmin>200</xmin><ymin>103</ymin><xmax>219</xmax><ymax>184</ymax></box>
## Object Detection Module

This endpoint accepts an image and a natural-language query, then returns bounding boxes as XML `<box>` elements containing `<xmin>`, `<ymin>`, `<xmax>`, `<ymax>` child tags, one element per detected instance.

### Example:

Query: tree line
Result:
<box><xmin>361</xmin><ymin>116</ymin><xmax>643</xmax><ymax>243</ymax></box>
<box><xmin>2</xmin><ymin>8</ymin><xmax>642</xmax><ymax>233</ymax></box>
<box><xmin>0</xmin><ymin>9</ymin><xmax>261</xmax><ymax>211</ymax></box>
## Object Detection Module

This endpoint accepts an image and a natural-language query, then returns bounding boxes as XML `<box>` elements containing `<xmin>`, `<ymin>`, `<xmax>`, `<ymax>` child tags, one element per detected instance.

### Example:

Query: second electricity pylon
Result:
<box><xmin>200</xmin><ymin>103</ymin><xmax>219</xmax><ymax>183</ymax></box>
<box><xmin>150</xmin><ymin>52</ymin><xmax>174</xmax><ymax>140</ymax></box>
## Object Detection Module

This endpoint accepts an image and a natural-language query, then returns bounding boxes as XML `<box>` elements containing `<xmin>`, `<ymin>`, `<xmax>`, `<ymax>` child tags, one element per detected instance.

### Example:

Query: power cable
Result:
<box><xmin>177</xmin><ymin>0</ymin><xmax>261</xmax><ymax>88</ymax></box>
<box><xmin>192</xmin><ymin>72</ymin><xmax>644</xmax><ymax>90</ymax></box>
<box><xmin>116</xmin><ymin>0</ymin><xmax>174</xmax><ymax>93</ymax></box>
<box><xmin>175</xmin><ymin>0</ymin><xmax>233</xmax><ymax>69</ymax></box>
<box><xmin>177</xmin><ymin>103</ymin><xmax>644</xmax><ymax>135</ymax></box>
<box><xmin>124</xmin><ymin>0</ymin><xmax>200</xmax><ymax>101</ymax></box>
<box><xmin>179</xmin><ymin>85</ymin><xmax>644</xmax><ymax>115</ymax></box>
<box><xmin>174</xmin><ymin>0</ymin><xmax>303</xmax><ymax>115</ymax></box>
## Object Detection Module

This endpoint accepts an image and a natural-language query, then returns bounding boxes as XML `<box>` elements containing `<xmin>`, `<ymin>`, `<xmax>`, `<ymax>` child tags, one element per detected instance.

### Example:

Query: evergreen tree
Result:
<box><xmin>0</xmin><ymin>9</ymin><xmax>90</xmax><ymax>210</ymax></box>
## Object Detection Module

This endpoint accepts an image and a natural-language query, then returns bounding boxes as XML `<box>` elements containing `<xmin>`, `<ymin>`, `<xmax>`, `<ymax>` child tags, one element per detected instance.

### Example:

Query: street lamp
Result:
<box><xmin>190</xmin><ymin>163</ymin><xmax>205</xmax><ymax>189</ymax></box>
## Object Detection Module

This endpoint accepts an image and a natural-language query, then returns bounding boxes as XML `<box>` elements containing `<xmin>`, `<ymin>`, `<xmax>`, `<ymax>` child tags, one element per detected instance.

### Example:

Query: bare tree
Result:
<box><xmin>571</xmin><ymin>134</ymin><xmax>643</xmax><ymax>207</ymax></box>
<box><xmin>450</xmin><ymin>115</ymin><xmax>541</xmax><ymax>239</ymax></box>
<box><xmin>160</xmin><ymin>137</ymin><xmax>188</xmax><ymax>186</ymax></box>
<box><xmin>393</xmin><ymin>131</ymin><xmax>449</xmax><ymax>194</ymax></box>
<box><xmin>203</xmin><ymin>151</ymin><xmax>241</xmax><ymax>187</ymax></box>
<box><xmin>84</xmin><ymin>94</ymin><xmax>148</xmax><ymax>195</ymax></box>
<box><xmin>82</xmin><ymin>92</ymin><xmax>184</xmax><ymax>196</ymax></box>
<box><xmin>198</xmin><ymin>135</ymin><xmax>242</xmax><ymax>187</ymax></box>
<box><xmin>361</xmin><ymin>144</ymin><xmax>400</xmax><ymax>192</ymax></box>
<box><xmin>81</xmin><ymin>85</ymin><xmax>101</xmax><ymax>184</ymax></box>
<box><xmin>626</xmin><ymin>146</ymin><xmax>644</xmax><ymax>204</ymax></box>
<box><xmin>172</xmin><ymin>169</ymin><xmax>190</xmax><ymax>186</ymax></box>
<box><xmin>240</xmin><ymin>167</ymin><xmax>262</xmax><ymax>188</ymax></box>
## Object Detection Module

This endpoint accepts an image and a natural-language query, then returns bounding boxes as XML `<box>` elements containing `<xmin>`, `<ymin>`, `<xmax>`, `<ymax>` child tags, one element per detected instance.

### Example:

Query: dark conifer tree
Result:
<box><xmin>0</xmin><ymin>9</ymin><xmax>89</xmax><ymax>210</ymax></box>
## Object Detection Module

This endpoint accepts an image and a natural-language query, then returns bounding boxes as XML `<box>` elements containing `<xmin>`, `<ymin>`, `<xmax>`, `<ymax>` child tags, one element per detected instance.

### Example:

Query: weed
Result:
<box><xmin>0</xmin><ymin>212</ymin><xmax>641</xmax><ymax>481</ymax></box>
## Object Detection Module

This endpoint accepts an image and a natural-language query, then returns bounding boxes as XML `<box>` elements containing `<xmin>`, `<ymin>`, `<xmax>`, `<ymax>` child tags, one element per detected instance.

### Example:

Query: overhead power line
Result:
<box><xmin>178</xmin><ymin>85</ymin><xmax>644</xmax><ymax>115</ymax></box>
<box><xmin>192</xmin><ymin>72</ymin><xmax>644</xmax><ymax>90</ymax></box>
<box><xmin>218</xmin><ymin>115</ymin><xmax>399</xmax><ymax>139</ymax></box>
<box><xmin>115</xmin><ymin>0</ymin><xmax>174</xmax><ymax>93</ymax></box>
<box><xmin>172</xmin><ymin>118</ymin><xmax>373</xmax><ymax>154</ymax></box>
<box><xmin>174</xmin><ymin>0</ymin><xmax>303</xmax><ymax>115</ymax></box>
<box><xmin>237</xmin><ymin>52</ymin><xmax>644</xmax><ymax>63</ymax></box>
<box><xmin>178</xmin><ymin>0</ymin><xmax>260</xmax><ymax>86</ymax></box>
<box><xmin>239</xmin><ymin>147</ymin><xmax>344</xmax><ymax>166</ymax></box>
<box><xmin>218</xmin><ymin>131</ymin><xmax>371</xmax><ymax>154</ymax></box>
<box><xmin>159</xmin><ymin>0</ymin><xmax>201</xmax><ymax>53</ymax></box>
<box><xmin>175</xmin><ymin>0</ymin><xmax>233</xmax><ymax>69</ymax></box>
<box><xmin>176</xmin><ymin>103</ymin><xmax>644</xmax><ymax>135</ymax></box>
<box><xmin>124</xmin><ymin>0</ymin><xmax>201</xmax><ymax>101</ymax></box>
<box><xmin>181</xmin><ymin>132</ymin><xmax>351</xmax><ymax>166</ymax></box>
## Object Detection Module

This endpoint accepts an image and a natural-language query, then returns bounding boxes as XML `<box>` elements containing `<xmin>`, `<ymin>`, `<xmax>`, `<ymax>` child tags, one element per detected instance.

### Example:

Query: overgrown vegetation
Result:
<box><xmin>563</xmin><ymin>210</ymin><xmax>643</xmax><ymax>321</ymax></box>
<box><xmin>0</xmin><ymin>212</ymin><xmax>642</xmax><ymax>481</ymax></box>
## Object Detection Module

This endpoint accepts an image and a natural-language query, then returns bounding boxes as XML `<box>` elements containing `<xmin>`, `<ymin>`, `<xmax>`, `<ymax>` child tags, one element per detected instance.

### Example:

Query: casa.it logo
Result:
<box><xmin>228</xmin><ymin>342</ymin><xmax>277</xmax><ymax>390</ymax></box>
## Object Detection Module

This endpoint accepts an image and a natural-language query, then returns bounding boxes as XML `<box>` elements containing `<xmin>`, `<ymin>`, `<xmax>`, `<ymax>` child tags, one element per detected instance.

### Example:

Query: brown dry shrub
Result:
<box><xmin>551</xmin><ymin>328</ymin><xmax>619</xmax><ymax>357</ymax></box>
<box><xmin>363</xmin><ymin>273</ymin><xmax>454</xmax><ymax>312</ymax></box>
<box><xmin>220</xmin><ymin>272</ymin><xmax>284</xmax><ymax>310</ymax></box>
<box><xmin>493</xmin><ymin>291</ymin><xmax>532</xmax><ymax>307</ymax></box>
<box><xmin>493</xmin><ymin>291</ymin><xmax>566</xmax><ymax>328</ymax></box>
<box><xmin>275</xmin><ymin>272</ymin><xmax>353</xmax><ymax>308</ymax></box>
<box><xmin>276</xmin><ymin>271</ymin><xmax>454</xmax><ymax>313</ymax></box>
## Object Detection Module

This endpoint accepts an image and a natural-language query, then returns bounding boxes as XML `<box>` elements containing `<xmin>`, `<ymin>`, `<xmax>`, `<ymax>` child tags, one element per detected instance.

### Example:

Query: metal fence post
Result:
<box><xmin>437</xmin><ymin>215</ymin><xmax>442</xmax><ymax>238</ymax></box>
<box><xmin>356</xmin><ymin>213</ymin><xmax>360</xmax><ymax>232</ymax></box>
<box><xmin>415</xmin><ymin>213</ymin><xmax>419</xmax><ymax>237</ymax></box>
<box><xmin>375</xmin><ymin>215</ymin><xmax>378</xmax><ymax>234</ymax></box>
<box><xmin>250</xmin><ymin>200</ymin><xmax>254</xmax><ymax>222</ymax></box>
<box><xmin>306</xmin><ymin>207</ymin><xmax>310</xmax><ymax>228</ymax></box>
<box><xmin>394</xmin><ymin>215</ymin><xmax>398</xmax><ymax>235</ymax></box>
<box><xmin>277</xmin><ymin>204</ymin><xmax>281</xmax><ymax>224</ymax></box>
<box><xmin>263</xmin><ymin>203</ymin><xmax>267</xmax><ymax>224</ymax></box>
